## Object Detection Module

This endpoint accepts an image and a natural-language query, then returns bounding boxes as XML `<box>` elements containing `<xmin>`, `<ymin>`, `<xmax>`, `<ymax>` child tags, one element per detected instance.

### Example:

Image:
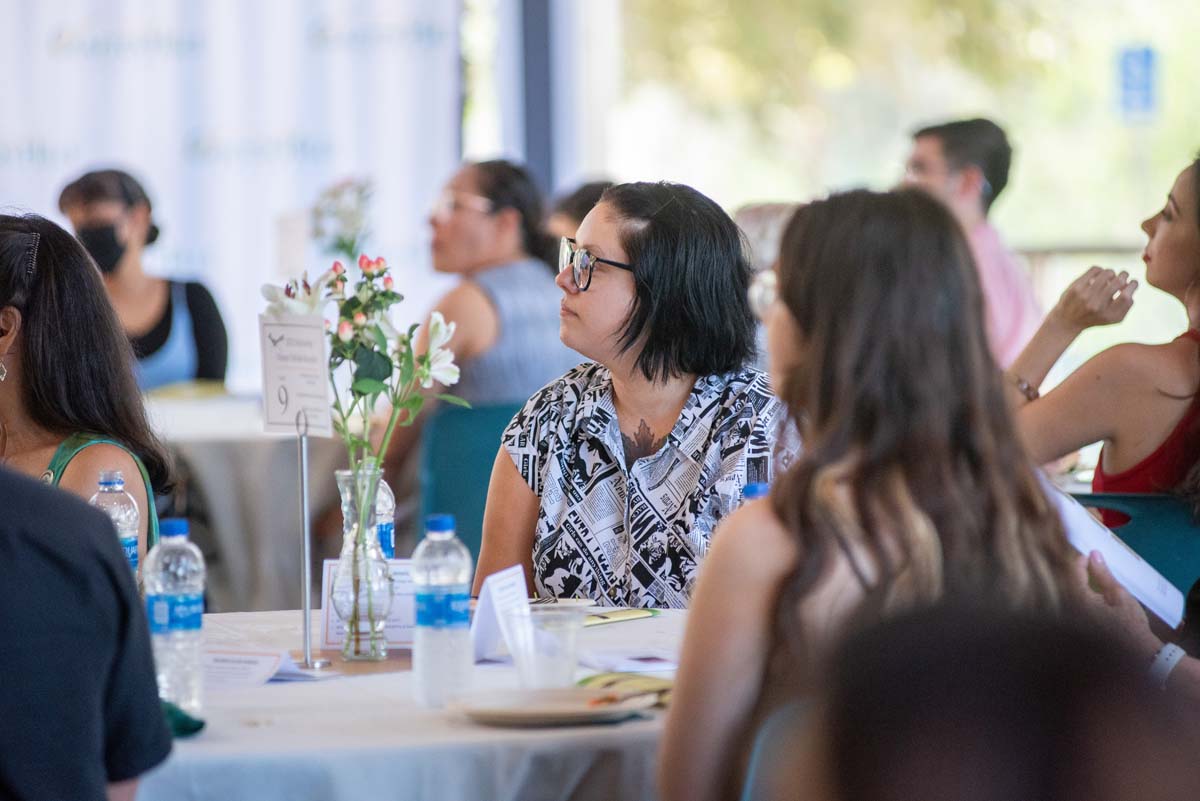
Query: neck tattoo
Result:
<box><xmin>622</xmin><ymin>419</ymin><xmax>668</xmax><ymax>468</ymax></box>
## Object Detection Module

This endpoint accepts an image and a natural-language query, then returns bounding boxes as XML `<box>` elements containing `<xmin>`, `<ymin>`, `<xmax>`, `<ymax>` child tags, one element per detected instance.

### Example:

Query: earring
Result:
<box><xmin>0</xmin><ymin>359</ymin><xmax>6</xmax><ymax>382</ymax></box>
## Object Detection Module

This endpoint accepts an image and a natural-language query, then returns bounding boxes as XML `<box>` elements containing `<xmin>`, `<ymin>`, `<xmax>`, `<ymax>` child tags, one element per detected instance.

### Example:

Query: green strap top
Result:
<box><xmin>43</xmin><ymin>432</ymin><xmax>160</xmax><ymax>547</ymax></box>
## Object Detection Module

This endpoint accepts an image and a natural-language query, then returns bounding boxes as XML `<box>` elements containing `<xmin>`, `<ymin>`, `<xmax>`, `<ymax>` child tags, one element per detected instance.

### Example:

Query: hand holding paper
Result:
<box><xmin>1047</xmin><ymin>486</ymin><xmax>1184</xmax><ymax>628</ymax></box>
<box><xmin>1082</xmin><ymin>550</ymin><xmax>1166</xmax><ymax>653</ymax></box>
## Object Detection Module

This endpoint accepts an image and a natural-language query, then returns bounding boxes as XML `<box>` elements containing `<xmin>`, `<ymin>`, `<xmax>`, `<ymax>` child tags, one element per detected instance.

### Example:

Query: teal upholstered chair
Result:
<box><xmin>1071</xmin><ymin>492</ymin><xmax>1200</xmax><ymax>594</ymax></box>
<box><xmin>418</xmin><ymin>403</ymin><xmax>523</xmax><ymax>564</ymax></box>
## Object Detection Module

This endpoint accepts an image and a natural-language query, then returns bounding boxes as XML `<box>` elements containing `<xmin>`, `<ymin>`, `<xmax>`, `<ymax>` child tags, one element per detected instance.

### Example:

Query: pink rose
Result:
<box><xmin>337</xmin><ymin>320</ymin><xmax>354</xmax><ymax>342</ymax></box>
<box><xmin>383</xmin><ymin>276</ymin><xmax>394</xmax><ymax>291</ymax></box>
<box><xmin>353</xmin><ymin>311</ymin><xmax>367</xmax><ymax>327</ymax></box>
<box><xmin>358</xmin><ymin>254</ymin><xmax>371</xmax><ymax>271</ymax></box>
<box><xmin>331</xmin><ymin>260</ymin><xmax>345</xmax><ymax>275</ymax></box>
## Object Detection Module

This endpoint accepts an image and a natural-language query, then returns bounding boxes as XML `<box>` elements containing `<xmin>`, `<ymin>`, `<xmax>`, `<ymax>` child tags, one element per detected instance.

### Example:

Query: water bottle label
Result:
<box><xmin>377</xmin><ymin>521</ymin><xmax>395</xmax><ymax>560</ymax></box>
<box><xmin>120</xmin><ymin>536</ymin><xmax>138</xmax><ymax>572</ymax></box>
<box><xmin>415</xmin><ymin>585</ymin><xmax>470</xmax><ymax>628</ymax></box>
<box><xmin>146</xmin><ymin>593</ymin><xmax>204</xmax><ymax>634</ymax></box>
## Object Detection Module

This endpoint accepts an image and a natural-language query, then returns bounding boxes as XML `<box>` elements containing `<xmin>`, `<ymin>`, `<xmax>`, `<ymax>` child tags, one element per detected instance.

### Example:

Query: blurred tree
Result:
<box><xmin>624</xmin><ymin>0</ymin><xmax>1059</xmax><ymax>122</ymax></box>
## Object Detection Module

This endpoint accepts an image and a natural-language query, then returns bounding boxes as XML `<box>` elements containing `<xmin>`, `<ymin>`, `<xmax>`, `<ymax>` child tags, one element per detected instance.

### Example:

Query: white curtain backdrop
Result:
<box><xmin>0</xmin><ymin>0</ymin><xmax>460</xmax><ymax>392</ymax></box>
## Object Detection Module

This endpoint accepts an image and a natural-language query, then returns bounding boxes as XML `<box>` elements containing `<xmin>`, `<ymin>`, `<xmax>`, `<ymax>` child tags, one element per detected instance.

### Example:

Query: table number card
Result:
<box><xmin>470</xmin><ymin>564</ymin><xmax>529</xmax><ymax>662</ymax></box>
<box><xmin>319</xmin><ymin>559</ymin><xmax>416</xmax><ymax>649</ymax></box>
<box><xmin>258</xmin><ymin>313</ymin><xmax>334</xmax><ymax>437</ymax></box>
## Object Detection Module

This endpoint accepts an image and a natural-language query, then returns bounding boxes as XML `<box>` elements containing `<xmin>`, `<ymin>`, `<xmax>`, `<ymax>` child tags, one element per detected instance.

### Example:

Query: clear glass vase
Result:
<box><xmin>332</xmin><ymin>462</ymin><xmax>393</xmax><ymax>661</ymax></box>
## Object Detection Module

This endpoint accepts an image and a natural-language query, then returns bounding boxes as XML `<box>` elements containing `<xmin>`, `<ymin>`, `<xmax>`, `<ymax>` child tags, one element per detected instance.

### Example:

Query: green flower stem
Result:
<box><xmin>377</xmin><ymin>375</ymin><xmax>421</xmax><ymax>464</ymax></box>
<box><xmin>330</xmin><ymin>359</ymin><xmax>397</xmax><ymax>658</ymax></box>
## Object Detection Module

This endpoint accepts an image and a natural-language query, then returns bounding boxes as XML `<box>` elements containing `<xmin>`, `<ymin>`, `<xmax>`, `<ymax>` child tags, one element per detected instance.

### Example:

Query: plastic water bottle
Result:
<box><xmin>89</xmin><ymin>470</ymin><xmax>140</xmax><ymax>577</ymax></box>
<box><xmin>143</xmin><ymin>518</ymin><xmax>206</xmax><ymax>715</ymax></box>
<box><xmin>743</xmin><ymin>482</ymin><xmax>771</xmax><ymax>501</ymax></box>
<box><xmin>412</xmin><ymin>514</ymin><xmax>473</xmax><ymax>707</ymax></box>
<box><xmin>375</xmin><ymin>476</ymin><xmax>396</xmax><ymax>559</ymax></box>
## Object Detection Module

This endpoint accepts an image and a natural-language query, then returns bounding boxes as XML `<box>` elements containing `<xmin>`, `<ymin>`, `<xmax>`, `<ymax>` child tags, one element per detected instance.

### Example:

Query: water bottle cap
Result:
<box><xmin>98</xmin><ymin>470</ymin><xmax>125</xmax><ymax>487</ymax></box>
<box><xmin>743</xmin><ymin>482</ymin><xmax>771</xmax><ymax>500</ymax></box>
<box><xmin>160</xmin><ymin>518</ymin><xmax>190</xmax><ymax>538</ymax></box>
<box><xmin>424</xmin><ymin>513</ymin><xmax>456</xmax><ymax>533</ymax></box>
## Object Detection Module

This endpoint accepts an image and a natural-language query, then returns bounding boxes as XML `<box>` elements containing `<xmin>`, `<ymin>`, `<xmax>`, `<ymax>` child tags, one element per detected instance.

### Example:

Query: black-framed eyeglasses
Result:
<box><xmin>559</xmin><ymin>236</ymin><xmax>634</xmax><ymax>291</ymax></box>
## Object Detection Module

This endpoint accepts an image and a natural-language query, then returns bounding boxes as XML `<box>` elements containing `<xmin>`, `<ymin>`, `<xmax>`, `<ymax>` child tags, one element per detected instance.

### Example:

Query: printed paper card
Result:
<box><xmin>258</xmin><ymin>313</ymin><xmax>333</xmax><ymax>437</ymax></box>
<box><xmin>204</xmin><ymin>648</ymin><xmax>341</xmax><ymax>687</ymax></box>
<box><xmin>470</xmin><ymin>564</ymin><xmax>529</xmax><ymax>662</ymax></box>
<box><xmin>204</xmin><ymin>648</ymin><xmax>284</xmax><ymax>688</ymax></box>
<box><xmin>320</xmin><ymin>559</ymin><xmax>416</xmax><ymax>649</ymax></box>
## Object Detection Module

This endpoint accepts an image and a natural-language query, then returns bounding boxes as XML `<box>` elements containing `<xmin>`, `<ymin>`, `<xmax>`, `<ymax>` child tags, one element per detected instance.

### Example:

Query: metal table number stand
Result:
<box><xmin>296</xmin><ymin>409</ymin><xmax>330</xmax><ymax>670</ymax></box>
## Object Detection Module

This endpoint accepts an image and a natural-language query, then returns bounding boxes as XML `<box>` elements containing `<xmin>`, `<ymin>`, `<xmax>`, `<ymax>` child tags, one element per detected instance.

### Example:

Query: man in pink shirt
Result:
<box><xmin>904</xmin><ymin>118</ymin><xmax>1042</xmax><ymax>366</ymax></box>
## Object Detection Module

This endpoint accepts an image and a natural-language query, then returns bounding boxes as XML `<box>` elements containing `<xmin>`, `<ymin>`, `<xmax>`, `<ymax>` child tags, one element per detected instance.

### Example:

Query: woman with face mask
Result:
<box><xmin>59</xmin><ymin>169</ymin><xmax>227</xmax><ymax>391</ymax></box>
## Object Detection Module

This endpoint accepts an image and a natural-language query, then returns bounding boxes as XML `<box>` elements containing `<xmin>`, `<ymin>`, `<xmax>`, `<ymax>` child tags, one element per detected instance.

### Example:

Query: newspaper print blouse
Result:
<box><xmin>502</xmin><ymin>362</ymin><xmax>797</xmax><ymax>609</ymax></box>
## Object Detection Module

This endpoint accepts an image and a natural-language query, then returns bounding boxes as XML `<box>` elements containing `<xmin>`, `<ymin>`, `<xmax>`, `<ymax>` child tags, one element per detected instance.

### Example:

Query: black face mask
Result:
<box><xmin>76</xmin><ymin>225</ymin><xmax>126</xmax><ymax>275</ymax></box>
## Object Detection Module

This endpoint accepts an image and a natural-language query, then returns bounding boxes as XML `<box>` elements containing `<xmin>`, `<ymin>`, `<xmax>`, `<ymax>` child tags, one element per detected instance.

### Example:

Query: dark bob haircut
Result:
<box><xmin>0</xmin><ymin>214</ymin><xmax>171</xmax><ymax>490</ymax></box>
<box><xmin>601</xmin><ymin>181</ymin><xmax>756</xmax><ymax>383</ymax></box>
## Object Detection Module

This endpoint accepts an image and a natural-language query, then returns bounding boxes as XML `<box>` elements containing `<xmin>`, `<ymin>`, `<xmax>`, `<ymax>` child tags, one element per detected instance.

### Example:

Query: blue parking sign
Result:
<box><xmin>1118</xmin><ymin>46</ymin><xmax>1157</xmax><ymax>120</ymax></box>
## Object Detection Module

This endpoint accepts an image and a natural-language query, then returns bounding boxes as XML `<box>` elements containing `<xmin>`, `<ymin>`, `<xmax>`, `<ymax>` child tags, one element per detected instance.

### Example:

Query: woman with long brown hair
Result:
<box><xmin>658</xmin><ymin>189</ymin><xmax>1077</xmax><ymax>801</ymax></box>
<box><xmin>0</xmin><ymin>214</ymin><xmax>172</xmax><ymax>560</ymax></box>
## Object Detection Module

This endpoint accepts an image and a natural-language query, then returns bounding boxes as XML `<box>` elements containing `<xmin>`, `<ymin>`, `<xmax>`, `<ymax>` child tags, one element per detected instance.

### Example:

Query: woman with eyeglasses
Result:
<box><xmin>379</xmin><ymin>161</ymin><xmax>583</xmax><ymax>486</ymax></box>
<box><xmin>421</xmin><ymin>160</ymin><xmax>582</xmax><ymax>402</ymax></box>
<box><xmin>473</xmin><ymin>181</ymin><xmax>796</xmax><ymax>608</ymax></box>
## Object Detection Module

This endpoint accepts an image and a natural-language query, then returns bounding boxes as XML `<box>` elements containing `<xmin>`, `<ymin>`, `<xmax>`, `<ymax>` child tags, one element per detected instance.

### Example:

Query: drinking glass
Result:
<box><xmin>504</xmin><ymin>606</ymin><xmax>587</xmax><ymax>688</ymax></box>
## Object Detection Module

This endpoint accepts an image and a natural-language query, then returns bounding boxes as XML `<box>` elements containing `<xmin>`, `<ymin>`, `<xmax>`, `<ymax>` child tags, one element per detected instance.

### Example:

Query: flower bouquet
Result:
<box><xmin>311</xmin><ymin>178</ymin><xmax>372</xmax><ymax>263</ymax></box>
<box><xmin>263</xmin><ymin>254</ymin><xmax>466</xmax><ymax>660</ymax></box>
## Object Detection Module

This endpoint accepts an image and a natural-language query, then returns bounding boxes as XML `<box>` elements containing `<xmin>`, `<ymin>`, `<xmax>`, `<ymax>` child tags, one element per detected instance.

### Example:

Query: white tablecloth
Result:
<box><xmin>147</xmin><ymin>396</ymin><xmax>346</xmax><ymax>612</ymax></box>
<box><xmin>138</xmin><ymin>609</ymin><xmax>685</xmax><ymax>801</ymax></box>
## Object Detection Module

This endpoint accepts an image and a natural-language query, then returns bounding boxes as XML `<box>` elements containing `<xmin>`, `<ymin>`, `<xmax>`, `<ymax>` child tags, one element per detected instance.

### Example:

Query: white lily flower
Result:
<box><xmin>261</xmin><ymin>283</ymin><xmax>315</xmax><ymax>318</ymax></box>
<box><xmin>261</xmin><ymin>270</ymin><xmax>335</xmax><ymax>318</ymax></box>
<box><xmin>423</xmin><ymin>346</ymin><xmax>460</xmax><ymax>388</ymax></box>
<box><xmin>427</xmin><ymin>311</ymin><xmax>455</xmax><ymax>352</ymax></box>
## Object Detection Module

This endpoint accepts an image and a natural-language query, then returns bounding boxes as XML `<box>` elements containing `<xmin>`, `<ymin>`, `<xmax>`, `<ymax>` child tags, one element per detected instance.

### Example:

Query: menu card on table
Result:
<box><xmin>319</xmin><ymin>559</ymin><xmax>416</xmax><ymax>649</ymax></box>
<box><xmin>204</xmin><ymin>648</ymin><xmax>341</xmax><ymax>687</ymax></box>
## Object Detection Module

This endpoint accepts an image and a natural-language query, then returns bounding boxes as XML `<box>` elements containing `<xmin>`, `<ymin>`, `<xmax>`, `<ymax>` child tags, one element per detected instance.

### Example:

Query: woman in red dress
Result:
<box><xmin>1011</xmin><ymin>156</ymin><xmax>1200</xmax><ymax>515</ymax></box>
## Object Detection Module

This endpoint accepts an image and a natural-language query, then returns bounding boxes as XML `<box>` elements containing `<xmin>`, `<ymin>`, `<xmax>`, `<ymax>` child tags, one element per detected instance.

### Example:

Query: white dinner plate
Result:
<box><xmin>454</xmin><ymin>688</ymin><xmax>657</xmax><ymax>727</ymax></box>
